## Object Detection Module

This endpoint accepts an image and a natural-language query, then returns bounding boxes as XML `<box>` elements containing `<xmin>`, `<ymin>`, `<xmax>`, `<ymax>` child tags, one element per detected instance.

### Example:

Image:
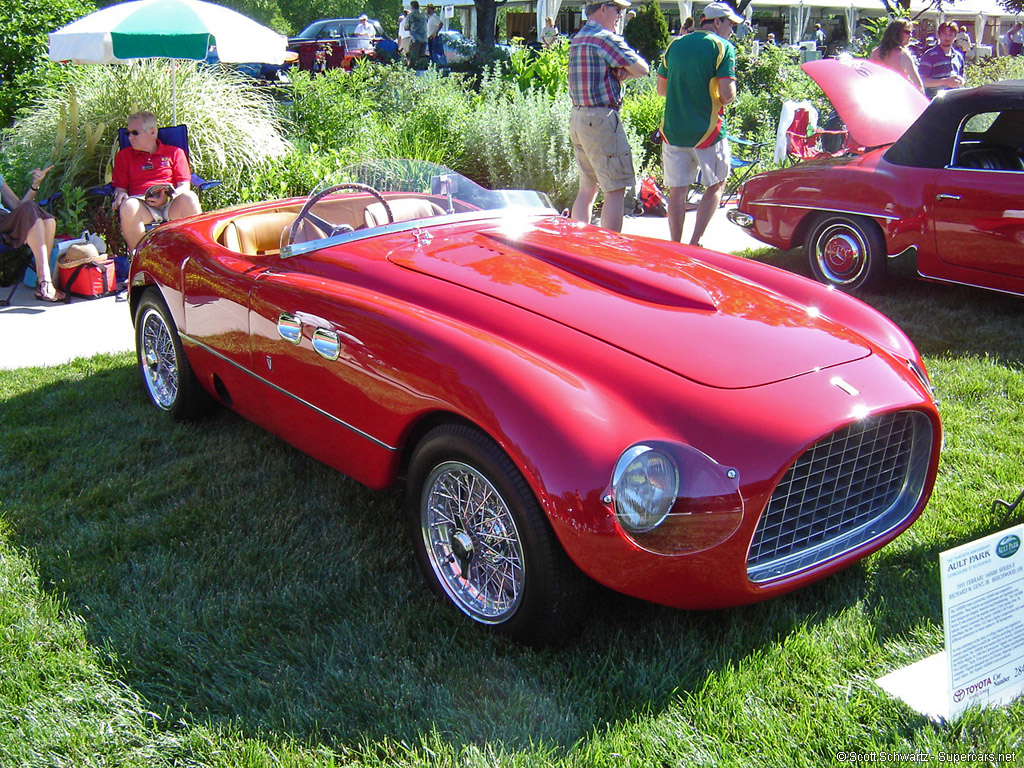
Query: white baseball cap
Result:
<box><xmin>703</xmin><ymin>2</ymin><xmax>743</xmax><ymax>24</ymax></box>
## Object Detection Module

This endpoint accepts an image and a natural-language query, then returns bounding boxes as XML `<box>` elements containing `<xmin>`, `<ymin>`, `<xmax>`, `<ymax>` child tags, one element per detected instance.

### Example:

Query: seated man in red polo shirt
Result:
<box><xmin>111</xmin><ymin>110</ymin><xmax>202</xmax><ymax>250</ymax></box>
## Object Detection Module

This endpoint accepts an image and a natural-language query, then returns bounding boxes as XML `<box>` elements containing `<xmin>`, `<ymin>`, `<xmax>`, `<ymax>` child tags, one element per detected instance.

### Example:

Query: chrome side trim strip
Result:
<box><xmin>180</xmin><ymin>332</ymin><xmax>396</xmax><ymax>451</ymax></box>
<box><xmin>749</xmin><ymin>200</ymin><xmax>900</xmax><ymax>221</ymax></box>
<box><xmin>914</xmin><ymin>271</ymin><xmax>1024</xmax><ymax>299</ymax></box>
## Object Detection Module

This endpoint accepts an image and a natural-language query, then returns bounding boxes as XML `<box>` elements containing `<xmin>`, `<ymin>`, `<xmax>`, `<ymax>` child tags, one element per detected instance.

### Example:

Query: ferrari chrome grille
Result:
<box><xmin>747</xmin><ymin>411</ymin><xmax>933</xmax><ymax>583</ymax></box>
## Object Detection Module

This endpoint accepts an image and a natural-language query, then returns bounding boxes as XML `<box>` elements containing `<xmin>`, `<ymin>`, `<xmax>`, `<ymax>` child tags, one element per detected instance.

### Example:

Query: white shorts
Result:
<box><xmin>662</xmin><ymin>140</ymin><xmax>731</xmax><ymax>189</ymax></box>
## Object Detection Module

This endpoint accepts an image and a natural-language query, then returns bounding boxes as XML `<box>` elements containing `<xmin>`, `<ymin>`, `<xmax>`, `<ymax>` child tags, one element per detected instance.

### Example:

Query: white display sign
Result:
<box><xmin>443</xmin><ymin>4</ymin><xmax>454</xmax><ymax>19</ymax></box>
<box><xmin>940</xmin><ymin>524</ymin><xmax>1024</xmax><ymax>718</ymax></box>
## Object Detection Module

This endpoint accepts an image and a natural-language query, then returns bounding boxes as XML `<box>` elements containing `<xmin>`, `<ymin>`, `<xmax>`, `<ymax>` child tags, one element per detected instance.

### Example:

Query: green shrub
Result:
<box><xmin>462</xmin><ymin>84</ymin><xmax>579</xmax><ymax>210</ymax></box>
<box><xmin>229</xmin><ymin>144</ymin><xmax>358</xmax><ymax>205</ymax></box>
<box><xmin>621</xmin><ymin>74</ymin><xmax>664</xmax><ymax>169</ymax></box>
<box><xmin>504</xmin><ymin>40</ymin><xmax>569</xmax><ymax>97</ymax></box>
<box><xmin>965</xmin><ymin>53</ymin><xmax>1024</xmax><ymax>86</ymax></box>
<box><xmin>359</xmin><ymin>65</ymin><xmax>473</xmax><ymax>169</ymax></box>
<box><xmin>285</xmin><ymin>67</ymin><xmax>379</xmax><ymax>152</ymax></box>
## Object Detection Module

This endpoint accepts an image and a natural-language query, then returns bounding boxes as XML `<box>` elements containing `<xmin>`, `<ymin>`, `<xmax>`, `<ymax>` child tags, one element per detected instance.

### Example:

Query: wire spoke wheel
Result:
<box><xmin>421</xmin><ymin>461</ymin><xmax>524</xmax><ymax>622</ymax></box>
<box><xmin>139</xmin><ymin>306</ymin><xmax>179</xmax><ymax>410</ymax></box>
<box><xmin>134</xmin><ymin>289</ymin><xmax>212</xmax><ymax>420</ymax></box>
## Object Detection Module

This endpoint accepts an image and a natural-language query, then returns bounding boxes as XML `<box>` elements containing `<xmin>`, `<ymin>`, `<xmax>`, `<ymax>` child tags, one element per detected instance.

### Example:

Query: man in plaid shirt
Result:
<box><xmin>568</xmin><ymin>0</ymin><xmax>648</xmax><ymax>232</ymax></box>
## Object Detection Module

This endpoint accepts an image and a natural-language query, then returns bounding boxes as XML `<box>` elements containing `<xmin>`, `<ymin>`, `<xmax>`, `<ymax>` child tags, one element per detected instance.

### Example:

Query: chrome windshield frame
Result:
<box><xmin>281</xmin><ymin>205</ymin><xmax>559</xmax><ymax>259</ymax></box>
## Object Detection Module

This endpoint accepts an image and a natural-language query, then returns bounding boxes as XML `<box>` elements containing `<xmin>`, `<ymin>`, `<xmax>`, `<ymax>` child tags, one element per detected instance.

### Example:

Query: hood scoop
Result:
<box><xmin>387</xmin><ymin>220</ymin><xmax>871</xmax><ymax>389</ymax></box>
<box><xmin>483</xmin><ymin>233</ymin><xmax>717</xmax><ymax>311</ymax></box>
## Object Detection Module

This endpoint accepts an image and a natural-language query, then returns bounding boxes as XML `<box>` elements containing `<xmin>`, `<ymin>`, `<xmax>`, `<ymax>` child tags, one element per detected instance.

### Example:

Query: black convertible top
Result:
<box><xmin>884</xmin><ymin>79</ymin><xmax>1024</xmax><ymax>168</ymax></box>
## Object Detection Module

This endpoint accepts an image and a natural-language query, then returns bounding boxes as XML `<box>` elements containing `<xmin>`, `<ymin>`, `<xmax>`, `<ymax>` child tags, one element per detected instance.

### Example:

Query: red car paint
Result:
<box><xmin>130</xmin><ymin>163</ymin><xmax>941</xmax><ymax>614</ymax></box>
<box><xmin>732</xmin><ymin>59</ymin><xmax>1024</xmax><ymax>296</ymax></box>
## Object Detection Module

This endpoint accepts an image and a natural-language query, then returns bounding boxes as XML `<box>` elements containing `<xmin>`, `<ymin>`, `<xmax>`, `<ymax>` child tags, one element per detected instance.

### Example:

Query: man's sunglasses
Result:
<box><xmin>603</xmin><ymin>3</ymin><xmax>624</xmax><ymax>14</ymax></box>
<box><xmin>126</xmin><ymin>128</ymin><xmax>148</xmax><ymax>136</ymax></box>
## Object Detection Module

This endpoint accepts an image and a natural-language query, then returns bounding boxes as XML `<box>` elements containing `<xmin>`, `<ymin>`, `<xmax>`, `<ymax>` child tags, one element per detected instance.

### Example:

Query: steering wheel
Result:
<box><xmin>289</xmin><ymin>182</ymin><xmax>393</xmax><ymax>245</ymax></box>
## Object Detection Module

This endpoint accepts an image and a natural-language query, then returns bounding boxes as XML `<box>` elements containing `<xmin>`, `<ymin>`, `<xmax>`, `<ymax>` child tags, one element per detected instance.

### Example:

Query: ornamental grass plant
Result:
<box><xmin>1</xmin><ymin>61</ymin><xmax>290</xmax><ymax>200</ymax></box>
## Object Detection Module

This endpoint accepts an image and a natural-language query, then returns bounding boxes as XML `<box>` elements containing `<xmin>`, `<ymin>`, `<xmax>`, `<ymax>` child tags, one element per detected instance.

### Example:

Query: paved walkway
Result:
<box><xmin>0</xmin><ymin>206</ymin><xmax>761</xmax><ymax>371</ymax></box>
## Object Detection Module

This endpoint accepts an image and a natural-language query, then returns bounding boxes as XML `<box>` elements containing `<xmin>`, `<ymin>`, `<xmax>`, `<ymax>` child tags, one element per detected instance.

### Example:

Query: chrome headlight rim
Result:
<box><xmin>611</xmin><ymin>443</ymin><xmax>680</xmax><ymax>535</ymax></box>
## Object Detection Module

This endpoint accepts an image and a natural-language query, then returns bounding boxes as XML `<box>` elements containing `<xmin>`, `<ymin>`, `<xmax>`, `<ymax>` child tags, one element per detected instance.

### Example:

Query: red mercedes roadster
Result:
<box><xmin>730</xmin><ymin>58</ymin><xmax>1024</xmax><ymax>296</ymax></box>
<box><xmin>129</xmin><ymin>160</ymin><xmax>941</xmax><ymax>645</ymax></box>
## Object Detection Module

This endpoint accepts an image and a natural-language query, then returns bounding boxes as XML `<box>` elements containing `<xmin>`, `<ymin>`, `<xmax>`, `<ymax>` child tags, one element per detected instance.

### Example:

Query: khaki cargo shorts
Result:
<box><xmin>662</xmin><ymin>140</ymin><xmax>731</xmax><ymax>189</ymax></box>
<box><xmin>570</xmin><ymin>106</ymin><xmax>636</xmax><ymax>193</ymax></box>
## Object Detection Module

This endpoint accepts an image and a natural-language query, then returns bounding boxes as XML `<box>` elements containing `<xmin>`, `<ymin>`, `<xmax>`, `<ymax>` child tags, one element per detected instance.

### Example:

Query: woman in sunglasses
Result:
<box><xmin>110</xmin><ymin>111</ymin><xmax>201</xmax><ymax>251</ymax></box>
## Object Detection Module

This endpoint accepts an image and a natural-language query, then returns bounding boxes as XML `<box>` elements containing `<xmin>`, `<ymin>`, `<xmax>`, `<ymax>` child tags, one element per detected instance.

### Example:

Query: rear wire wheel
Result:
<box><xmin>406</xmin><ymin>424</ymin><xmax>589</xmax><ymax>646</ymax></box>
<box><xmin>804</xmin><ymin>213</ymin><xmax>887</xmax><ymax>291</ymax></box>
<box><xmin>134</xmin><ymin>289</ymin><xmax>213</xmax><ymax>420</ymax></box>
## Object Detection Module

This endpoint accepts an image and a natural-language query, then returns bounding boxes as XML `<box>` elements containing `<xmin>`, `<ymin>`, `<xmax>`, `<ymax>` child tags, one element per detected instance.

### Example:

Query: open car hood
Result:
<box><xmin>801</xmin><ymin>57</ymin><xmax>930</xmax><ymax>148</ymax></box>
<box><xmin>388</xmin><ymin>219</ymin><xmax>871</xmax><ymax>389</ymax></box>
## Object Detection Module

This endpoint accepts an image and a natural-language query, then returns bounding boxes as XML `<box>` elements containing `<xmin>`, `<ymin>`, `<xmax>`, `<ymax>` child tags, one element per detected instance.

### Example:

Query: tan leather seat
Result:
<box><xmin>364</xmin><ymin>198</ymin><xmax>446</xmax><ymax>229</ymax></box>
<box><xmin>221</xmin><ymin>211</ymin><xmax>298</xmax><ymax>255</ymax></box>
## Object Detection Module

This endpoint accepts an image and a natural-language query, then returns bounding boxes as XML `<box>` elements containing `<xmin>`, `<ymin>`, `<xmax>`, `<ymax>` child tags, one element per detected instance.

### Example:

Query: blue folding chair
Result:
<box><xmin>721</xmin><ymin>132</ymin><xmax>767</xmax><ymax>205</ymax></box>
<box><xmin>682</xmin><ymin>131</ymin><xmax>766</xmax><ymax>208</ymax></box>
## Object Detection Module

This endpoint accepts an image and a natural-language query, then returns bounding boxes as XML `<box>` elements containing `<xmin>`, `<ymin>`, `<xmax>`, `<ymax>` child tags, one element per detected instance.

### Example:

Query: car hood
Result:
<box><xmin>387</xmin><ymin>218</ymin><xmax>872</xmax><ymax>389</ymax></box>
<box><xmin>800</xmin><ymin>57</ymin><xmax>930</xmax><ymax>148</ymax></box>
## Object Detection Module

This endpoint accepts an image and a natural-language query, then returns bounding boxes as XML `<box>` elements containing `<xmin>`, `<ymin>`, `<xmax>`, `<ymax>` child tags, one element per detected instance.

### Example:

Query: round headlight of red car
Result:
<box><xmin>612</xmin><ymin>445</ymin><xmax>679</xmax><ymax>534</ymax></box>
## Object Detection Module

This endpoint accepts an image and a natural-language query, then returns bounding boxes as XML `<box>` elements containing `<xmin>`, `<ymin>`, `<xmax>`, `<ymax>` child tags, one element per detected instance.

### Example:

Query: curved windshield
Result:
<box><xmin>281</xmin><ymin>159</ymin><xmax>555</xmax><ymax>255</ymax></box>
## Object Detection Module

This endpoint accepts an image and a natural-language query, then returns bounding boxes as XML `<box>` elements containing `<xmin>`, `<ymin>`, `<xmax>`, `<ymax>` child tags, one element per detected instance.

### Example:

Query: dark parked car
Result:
<box><xmin>288</xmin><ymin>17</ymin><xmax>387</xmax><ymax>71</ymax></box>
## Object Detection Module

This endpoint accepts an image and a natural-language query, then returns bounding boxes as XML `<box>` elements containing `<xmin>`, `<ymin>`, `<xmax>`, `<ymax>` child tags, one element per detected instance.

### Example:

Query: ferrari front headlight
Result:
<box><xmin>612</xmin><ymin>445</ymin><xmax>679</xmax><ymax>534</ymax></box>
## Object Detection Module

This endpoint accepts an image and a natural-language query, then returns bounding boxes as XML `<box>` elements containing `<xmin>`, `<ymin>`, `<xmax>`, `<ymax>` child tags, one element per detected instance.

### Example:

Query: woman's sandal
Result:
<box><xmin>34</xmin><ymin>280</ymin><xmax>66</xmax><ymax>303</ymax></box>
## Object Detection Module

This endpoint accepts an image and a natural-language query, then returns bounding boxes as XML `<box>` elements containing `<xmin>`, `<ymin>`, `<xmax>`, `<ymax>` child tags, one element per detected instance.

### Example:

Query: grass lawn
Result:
<box><xmin>1</xmin><ymin>248</ymin><xmax>1023</xmax><ymax>767</ymax></box>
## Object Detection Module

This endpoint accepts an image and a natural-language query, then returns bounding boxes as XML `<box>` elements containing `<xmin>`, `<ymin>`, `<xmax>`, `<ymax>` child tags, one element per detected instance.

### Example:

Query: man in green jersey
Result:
<box><xmin>656</xmin><ymin>2</ymin><xmax>741</xmax><ymax>244</ymax></box>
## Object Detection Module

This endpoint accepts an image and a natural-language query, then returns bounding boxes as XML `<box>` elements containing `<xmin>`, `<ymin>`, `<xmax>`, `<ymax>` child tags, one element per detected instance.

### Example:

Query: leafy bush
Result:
<box><xmin>965</xmin><ymin>53</ymin><xmax>1024</xmax><ymax>86</ymax></box>
<box><xmin>359</xmin><ymin>65</ymin><xmax>473</xmax><ymax>169</ymax></box>
<box><xmin>285</xmin><ymin>67</ymin><xmax>380</xmax><ymax>152</ymax></box>
<box><xmin>1</xmin><ymin>61</ymin><xmax>291</xmax><ymax>199</ymax></box>
<box><xmin>462</xmin><ymin>82</ymin><xmax>579</xmax><ymax>210</ymax></box>
<box><xmin>229</xmin><ymin>144</ymin><xmax>357</xmax><ymax>204</ymax></box>
<box><xmin>504</xmin><ymin>40</ymin><xmax>569</xmax><ymax>97</ymax></box>
<box><xmin>620</xmin><ymin>74</ymin><xmax>664</xmax><ymax>169</ymax></box>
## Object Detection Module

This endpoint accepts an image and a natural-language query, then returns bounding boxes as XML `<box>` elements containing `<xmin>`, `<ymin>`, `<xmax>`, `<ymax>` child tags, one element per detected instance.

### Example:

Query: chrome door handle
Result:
<box><xmin>936</xmin><ymin>193</ymin><xmax>962</xmax><ymax>201</ymax></box>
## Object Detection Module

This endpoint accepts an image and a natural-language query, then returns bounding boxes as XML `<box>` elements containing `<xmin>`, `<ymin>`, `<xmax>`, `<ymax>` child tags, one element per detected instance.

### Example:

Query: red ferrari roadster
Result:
<box><xmin>730</xmin><ymin>58</ymin><xmax>1024</xmax><ymax>297</ymax></box>
<box><xmin>128</xmin><ymin>160</ymin><xmax>942</xmax><ymax>645</ymax></box>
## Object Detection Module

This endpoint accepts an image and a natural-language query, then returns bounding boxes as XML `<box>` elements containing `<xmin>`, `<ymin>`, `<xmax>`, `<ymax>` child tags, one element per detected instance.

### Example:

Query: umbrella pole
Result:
<box><xmin>172</xmin><ymin>62</ymin><xmax>177</xmax><ymax>125</ymax></box>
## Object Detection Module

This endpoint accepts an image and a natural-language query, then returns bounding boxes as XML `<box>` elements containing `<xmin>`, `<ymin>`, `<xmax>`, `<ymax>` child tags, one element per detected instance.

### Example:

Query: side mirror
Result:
<box><xmin>431</xmin><ymin>174</ymin><xmax>457</xmax><ymax>214</ymax></box>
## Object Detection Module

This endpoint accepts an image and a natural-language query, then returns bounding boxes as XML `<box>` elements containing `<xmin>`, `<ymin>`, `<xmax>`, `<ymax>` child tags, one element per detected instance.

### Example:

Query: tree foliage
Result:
<box><xmin>0</xmin><ymin>0</ymin><xmax>96</xmax><ymax>127</ymax></box>
<box><xmin>624</xmin><ymin>0</ymin><xmax>670</xmax><ymax>68</ymax></box>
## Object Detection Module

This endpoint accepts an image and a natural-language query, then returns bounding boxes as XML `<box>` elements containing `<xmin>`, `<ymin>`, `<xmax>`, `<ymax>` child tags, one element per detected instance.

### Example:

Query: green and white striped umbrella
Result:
<box><xmin>49</xmin><ymin>0</ymin><xmax>286</xmax><ymax>65</ymax></box>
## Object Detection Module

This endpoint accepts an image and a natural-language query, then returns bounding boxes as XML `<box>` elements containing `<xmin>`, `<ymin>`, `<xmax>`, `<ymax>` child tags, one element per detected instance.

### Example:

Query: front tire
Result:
<box><xmin>135</xmin><ymin>289</ymin><xmax>213</xmax><ymax>420</ymax></box>
<box><xmin>804</xmin><ymin>213</ymin><xmax>886</xmax><ymax>291</ymax></box>
<box><xmin>406</xmin><ymin>424</ymin><xmax>589</xmax><ymax>646</ymax></box>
